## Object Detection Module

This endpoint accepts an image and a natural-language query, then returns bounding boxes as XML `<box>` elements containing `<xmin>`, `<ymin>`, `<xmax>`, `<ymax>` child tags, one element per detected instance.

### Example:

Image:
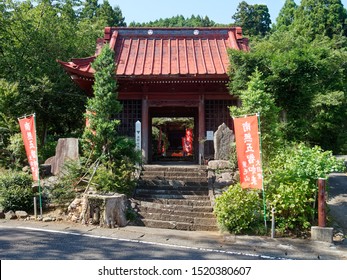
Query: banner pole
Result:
<box><xmin>33</xmin><ymin>113</ymin><xmax>43</xmax><ymax>217</ymax></box>
<box><xmin>257</xmin><ymin>112</ymin><xmax>267</xmax><ymax>231</ymax></box>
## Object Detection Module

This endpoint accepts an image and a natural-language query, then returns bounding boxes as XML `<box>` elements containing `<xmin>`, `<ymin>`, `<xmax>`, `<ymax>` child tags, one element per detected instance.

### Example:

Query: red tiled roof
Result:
<box><xmin>58</xmin><ymin>27</ymin><xmax>248</xmax><ymax>79</ymax></box>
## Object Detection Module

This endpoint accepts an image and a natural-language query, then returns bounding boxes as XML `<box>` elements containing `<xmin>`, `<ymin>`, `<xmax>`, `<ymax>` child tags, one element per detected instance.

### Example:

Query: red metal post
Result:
<box><xmin>317</xmin><ymin>178</ymin><xmax>326</xmax><ymax>227</ymax></box>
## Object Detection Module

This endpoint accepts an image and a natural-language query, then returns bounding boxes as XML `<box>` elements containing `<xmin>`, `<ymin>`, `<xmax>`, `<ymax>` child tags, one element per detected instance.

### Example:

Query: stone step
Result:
<box><xmin>136</xmin><ymin>200</ymin><xmax>214</xmax><ymax>213</ymax></box>
<box><xmin>135</xmin><ymin>165</ymin><xmax>213</xmax><ymax>231</ymax></box>
<box><xmin>136</xmin><ymin>185</ymin><xmax>209</xmax><ymax>191</ymax></box>
<box><xmin>138</xmin><ymin>211</ymin><xmax>216</xmax><ymax>221</ymax></box>
<box><xmin>139</xmin><ymin>213</ymin><xmax>217</xmax><ymax>226</ymax></box>
<box><xmin>141</xmin><ymin>171</ymin><xmax>207</xmax><ymax>178</ymax></box>
<box><xmin>136</xmin><ymin>188</ymin><xmax>208</xmax><ymax>196</ymax></box>
<box><xmin>135</xmin><ymin>193</ymin><xmax>211</xmax><ymax>200</ymax></box>
<box><xmin>138</xmin><ymin>179</ymin><xmax>208</xmax><ymax>187</ymax></box>
<box><xmin>142</xmin><ymin>165</ymin><xmax>206</xmax><ymax>172</ymax></box>
<box><xmin>140</xmin><ymin>175</ymin><xmax>208</xmax><ymax>184</ymax></box>
<box><xmin>140</xmin><ymin>219</ymin><xmax>218</xmax><ymax>231</ymax></box>
<box><xmin>136</xmin><ymin>198</ymin><xmax>212</xmax><ymax>207</ymax></box>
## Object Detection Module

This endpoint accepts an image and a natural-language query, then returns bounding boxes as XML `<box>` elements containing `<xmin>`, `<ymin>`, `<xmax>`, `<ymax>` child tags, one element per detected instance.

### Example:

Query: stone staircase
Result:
<box><xmin>133</xmin><ymin>164</ymin><xmax>218</xmax><ymax>231</ymax></box>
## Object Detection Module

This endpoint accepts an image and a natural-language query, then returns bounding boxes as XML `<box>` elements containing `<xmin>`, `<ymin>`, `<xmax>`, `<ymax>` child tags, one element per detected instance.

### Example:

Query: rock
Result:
<box><xmin>5</xmin><ymin>210</ymin><xmax>17</xmax><ymax>220</ymax></box>
<box><xmin>15</xmin><ymin>211</ymin><xmax>28</xmax><ymax>219</ymax></box>
<box><xmin>44</xmin><ymin>138</ymin><xmax>79</xmax><ymax>175</ymax></box>
<box><xmin>0</xmin><ymin>211</ymin><xmax>5</xmax><ymax>219</ymax></box>
<box><xmin>43</xmin><ymin>217</ymin><xmax>53</xmax><ymax>222</ymax></box>
<box><xmin>208</xmin><ymin>160</ymin><xmax>232</xmax><ymax>170</ymax></box>
<box><xmin>68</xmin><ymin>198</ymin><xmax>83</xmax><ymax>212</ymax></box>
<box><xmin>214</xmin><ymin>123</ymin><xmax>235</xmax><ymax>160</ymax></box>
<box><xmin>67</xmin><ymin>197</ymin><xmax>87</xmax><ymax>223</ymax></box>
<box><xmin>221</xmin><ymin>172</ymin><xmax>233</xmax><ymax>182</ymax></box>
<box><xmin>70</xmin><ymin>215</ymin><xmax>79</xmax><ymax>223</ymax></box>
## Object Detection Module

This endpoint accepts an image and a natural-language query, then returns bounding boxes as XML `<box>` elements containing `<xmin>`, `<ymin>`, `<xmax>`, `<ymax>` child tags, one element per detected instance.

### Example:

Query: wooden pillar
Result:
<box><xmin>318</xmin><ymin>178</ymin><xmax>327</xmax><ymax>227</ymax></box>
<box><xmin>142</xmin><ymin>96</ymin><xmax>149</xmax><ymax>163</ymax></box>
<box><xmin>198</xmin><ymin>95</ymin><xmax>205</xmax><ymax>165</ymax></box>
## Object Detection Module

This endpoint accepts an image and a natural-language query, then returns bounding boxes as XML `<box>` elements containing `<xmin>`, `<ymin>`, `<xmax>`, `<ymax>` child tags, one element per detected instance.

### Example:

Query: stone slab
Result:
<box><xmin>44</xmin><ymin>138</ymin><xmax>79</xmax><ymax>175</ymax></box>
<box><xmin>214</xmin><ymin>123</ymin><xmax>234</xmax><ymax>160</ymax></box>
<box><xmin>311</xmin><ymin>226</ymin><xmax>334</xmax><ymax>243</ymax></box>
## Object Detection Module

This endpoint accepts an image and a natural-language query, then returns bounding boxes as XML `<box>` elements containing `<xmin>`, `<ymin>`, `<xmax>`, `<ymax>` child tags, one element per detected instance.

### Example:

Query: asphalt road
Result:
<box><xmin>0</xmin><ymin>227</ymin><xmax>257</xmax><ymax>260</ymax></box>
<box><xmin>328</xmin><ymin>173</ymin><xmax>347</xmax><ymax>231</ymax></box>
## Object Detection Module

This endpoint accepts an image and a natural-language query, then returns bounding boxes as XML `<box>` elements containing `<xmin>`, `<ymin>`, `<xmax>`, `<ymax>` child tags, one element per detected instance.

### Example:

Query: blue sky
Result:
<box><xmin>109</xmin><ymin>0</ymin><xmax>347</xmax><ymax>25</ymax></box>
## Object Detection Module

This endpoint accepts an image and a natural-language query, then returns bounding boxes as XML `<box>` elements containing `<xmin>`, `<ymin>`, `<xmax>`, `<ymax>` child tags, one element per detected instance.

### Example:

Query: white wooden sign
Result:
<box><xmin>135</xmin><ymin>120</ymin><xmax>141</xmax><ymax>151</ymax></box>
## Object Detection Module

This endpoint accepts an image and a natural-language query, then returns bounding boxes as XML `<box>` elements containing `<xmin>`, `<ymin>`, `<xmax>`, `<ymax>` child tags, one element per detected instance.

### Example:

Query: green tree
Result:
<box><xmin>83</xmin><ymin>44</ymin><xmax>122</xmax><ymax>159</ymax></box>
<box><xmin>228</xmin><ymin>30</ymin><xmax>347</xmax><ymax>153</ymax></box>
<box><xmin>82</xmin><ymin>44</ymin><xmax>138</xmax><ymax>194</ymax></box>
<box><xmin>0</xmin><ymin>0</ymin><xmax>87</xmax><ymax>147</ymax></box>
<box><xmin>232</xmin><ymin>1</ymin><xmax>271</xmax><ymax>37</ymax></box>
<box><xmin>229</xmin><ymin>69</ymin><xmax>282</xmax><ymax>159</ymax></box>
<box><xmin>129</xmin><ymin>14</ymin><xmax>217</xmax><ymax>27</ymax></box>
<box><xmin>274</xmin><ymin>0</ymin><xmax>298</xmax><ymax>31</ymax></box>
<box><xmin>294</xmin><ymin>0</ymin><xmax>347</xmax><ymax>38</ymax></box>
<box><xmin>97</xmin><ymin>1</ymin><xmax>126</xmax><ymax>27</ymax></box>
<box><xmin>0</xmin><ymin>79</ymin><xmax>24</xmax><ymax>168</ymax></box>
<box><xmin>80</xmin><ymin>0</ymin><xmax>99</xmax><ymax>19</ymax></box>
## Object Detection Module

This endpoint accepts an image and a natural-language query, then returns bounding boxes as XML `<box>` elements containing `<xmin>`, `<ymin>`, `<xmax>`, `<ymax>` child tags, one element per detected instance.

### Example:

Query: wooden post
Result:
<box><xmin>33</xmin><ymin>196</ymin><xmax>37</xmax><ymax>219</ymax></box>
<box><xmin>142</xmin><ymin>96</ymin><xmax>149</xmax><ymax>163</ymax></box>
<box><xmin>198</xmin><ymin>95</ymin><xmax>205</xmax><ymax>165</ymax></box>
<box><xmin>271</xmin><ymin>208</ymin><xmax>275</xmax><ymax>238</ymax></box>
<box><xmin>317</xmin><ymin>178</ymin><xmax>326</xmax><ymax>227</ymax></box>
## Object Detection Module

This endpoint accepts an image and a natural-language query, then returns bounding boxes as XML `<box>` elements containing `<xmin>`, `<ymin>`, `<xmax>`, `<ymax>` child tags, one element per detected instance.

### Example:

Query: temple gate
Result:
<box><xmin>58</xmin><ymin>27</ymin><xmax>249</xmax><ymax>163</ymax></box>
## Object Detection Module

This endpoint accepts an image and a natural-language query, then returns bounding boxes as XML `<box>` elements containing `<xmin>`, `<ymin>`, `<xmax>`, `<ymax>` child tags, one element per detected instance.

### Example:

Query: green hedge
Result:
<box><xmin>214</xmin><ymin>184</ymin><xmax>263</xmax><ymax>234</ymax></box>
<box><xmin>0</xmin><ymin>171</ymin><xmax>33</xmax><ymax>212</ymax></box>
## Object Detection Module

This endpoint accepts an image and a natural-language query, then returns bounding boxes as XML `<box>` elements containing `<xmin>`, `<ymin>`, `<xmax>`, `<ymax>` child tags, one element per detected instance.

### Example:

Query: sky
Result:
<box><xmin>109</xmin><ymin>0</ymin><xmax>347</xmax><ymax>25</ymax></box>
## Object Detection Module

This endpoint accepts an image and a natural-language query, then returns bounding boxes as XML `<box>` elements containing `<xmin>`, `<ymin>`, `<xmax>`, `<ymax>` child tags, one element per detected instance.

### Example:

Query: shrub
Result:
<box><xmin>214</xmin><ymin>184</ymin><xmax>263</xmax><ymax>234</ymax></box>
<box><xmin>92</xmin><ymin>160</ymin><xmax>136</xmax><ymax>195</ymax></box>
<box><xmin>0</xmin><ymin>171</ymin><xmax>33</xmax><ymax>212</ymax></box>
<box><xmin>0</xmin><ymin>171</ymin><xmax>32</xmax><ymax>189</ymax></box>
<box><xmin>38</xmin><ymin>137</ymin><xmax>57</xmax><ymax>163</ymax></box>
<box><xmin>46</xmin><ymin>159</ymin><xmax>87</xmax><ymax>206</ymax></box>
<box><xmin>265</xmin><ymin>143</ymin><xmax>345</xmax><ymax>233</ymax></box>
<box><xmin>49</xmin><ymin>182</ymin><xmax>76</xmax><ymax>206</ymax></box>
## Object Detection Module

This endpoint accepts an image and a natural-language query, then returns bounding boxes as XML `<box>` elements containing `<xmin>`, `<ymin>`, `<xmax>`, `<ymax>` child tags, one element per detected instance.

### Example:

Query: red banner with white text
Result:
<box><xmin>233</xmin><ymin>115</ymin><xmax>263</xmax><ymax>189</ymax></box>
<box><xmin>18</xmin><ymin>115</ymin><xmax>39</xmax><ymax>181</ymax></box>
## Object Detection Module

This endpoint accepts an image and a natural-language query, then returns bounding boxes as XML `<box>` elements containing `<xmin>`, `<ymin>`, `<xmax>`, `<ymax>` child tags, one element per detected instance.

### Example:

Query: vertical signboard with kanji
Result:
<box><xmin>18</xmin><ymin>114</ymin><xmax>39</xmax><ymax>181</ymax></box>
<box><xmin>135</xmin><ymin>120</ymin><xmax>141</xmax><ymax>151</ymax></box>
<box><xmin>233</xmin><ymin>115</ymin><xmax>263</xmax><ymax>190</ymax></box>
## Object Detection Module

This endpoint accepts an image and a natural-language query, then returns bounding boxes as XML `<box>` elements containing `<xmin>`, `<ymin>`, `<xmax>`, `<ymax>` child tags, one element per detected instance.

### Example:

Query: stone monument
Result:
<box><xmin>214</xmin><ymin>123</ymin><xmax>235</xmax><ymax>160</ymax></box>
<box><xmin>44</xmin><ymin>138</ymin><xmax>79</xmax><ymax>175</ymax></box>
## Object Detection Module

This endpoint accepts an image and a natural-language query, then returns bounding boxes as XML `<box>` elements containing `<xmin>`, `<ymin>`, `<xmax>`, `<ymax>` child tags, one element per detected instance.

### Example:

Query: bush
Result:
<box><xmin>0</xmin><ymin>171</ymin><xmax>34</xmax><ymax>212</ymax></box>
<box><xmin>49</xmin><ymin>182</ymin><xmax>76</xmax><ymax>206</ymax></box>
<box><xmin>214</xmin><ymin>184</ymin><xmax>263</xmax><ymax>234</ymax></box>
<box><xmin>46</xmin><ymin>159</ymin><xmax>87</xmax><ymax>206</ymax></box>
<box><xmin>38</xmin><ymin>137</ymin><xmax>57</xmax><ymax>163</ymax></box>
<box><xmin>0</xmin><ymin>171</ymin><xmax>32</xmax><ymax>190</ymax></box>
<box><xmin>265</xmin><ymin>143</ymin><xmax>345</xmax><ymax>234</ymax></box>
<box><xmin>92</xmin><ymin>160</ymin><xmax>136</xmax><ymax>195</ymax></box>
